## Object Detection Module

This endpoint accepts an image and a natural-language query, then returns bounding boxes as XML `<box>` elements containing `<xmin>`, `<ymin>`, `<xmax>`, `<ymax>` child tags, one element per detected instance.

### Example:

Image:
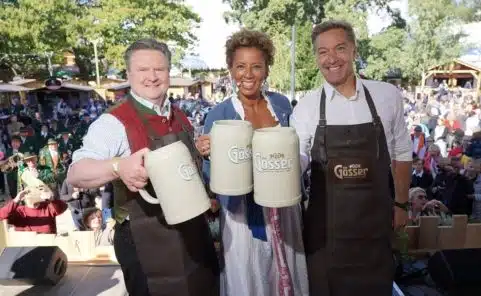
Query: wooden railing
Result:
<box><xmin>405</xmin><ymin>215</ymin><xmax>481</xmax><ymax>251</ymax></box>
<box><xmin>0</xmin><ymin>219</ymin><xmax>117</xmax><ymax>264</ymax></box>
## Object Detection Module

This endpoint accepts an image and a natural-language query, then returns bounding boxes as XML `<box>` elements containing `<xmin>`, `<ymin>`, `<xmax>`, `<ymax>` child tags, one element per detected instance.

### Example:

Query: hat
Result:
<box><xmin>414</xmin><ymin>125</ymin><xmax>422</xmax><ymax>132</ymax></box>
<box><xmin>22</xmin><ymin>152</ymin><xmax>37</xmax><ymax>161</ymax></box>
<box><xmin>47</xmin><ymin>138</ymin><xmax>57</xmax><ymax>145</ymax></box>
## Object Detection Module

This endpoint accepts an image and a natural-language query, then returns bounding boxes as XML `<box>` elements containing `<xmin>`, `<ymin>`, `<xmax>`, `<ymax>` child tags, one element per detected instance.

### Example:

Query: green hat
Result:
<box><xmin>23</xmin><ymin>152</ymin><xmax>37</xmax><ymax>161</ymax></box>
<box><xmin>47</xmin><ymin>138</ymin><xmax>57</xmax><ymax>145</ymax></box>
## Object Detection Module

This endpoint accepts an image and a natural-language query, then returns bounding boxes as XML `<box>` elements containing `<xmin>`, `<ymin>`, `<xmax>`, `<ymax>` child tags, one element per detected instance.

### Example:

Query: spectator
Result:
<box><xmin>411</xmin><ymin>157</ymin><xmax>433</xmax><ymax>194</ymax></box>
<box><xmin>83</xmin><ymin>209</ymin><xmax>115</xmax><ymax>247</ymax></box>
<box><xmin>0</xmin><ymin>185</ymin><xmax>67</xmax><ymax>234</ymax></box>
<box><xmin>408</xmin><ymin>187</ymin><xmax>451</xmax><ymax>226</ymax></box>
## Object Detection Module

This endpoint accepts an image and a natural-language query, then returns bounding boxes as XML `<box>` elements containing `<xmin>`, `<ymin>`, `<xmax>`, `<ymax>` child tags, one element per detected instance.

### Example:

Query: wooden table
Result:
<box><xmin>0</xmin><ymin>265</ymin><xmax>127</xmax><ymax>296</ymax></box>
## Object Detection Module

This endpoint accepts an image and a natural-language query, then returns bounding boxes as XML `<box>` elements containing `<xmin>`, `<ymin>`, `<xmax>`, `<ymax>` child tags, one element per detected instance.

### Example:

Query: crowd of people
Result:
<box><xmin>0</xmin><ymin>96</ymin><xmax>117</xmax><ymax>247</ymax></box>
<box><xmin>406</xmin><ymin>85</ymin><xmax>481</xmax><ymax>226</ymax></box>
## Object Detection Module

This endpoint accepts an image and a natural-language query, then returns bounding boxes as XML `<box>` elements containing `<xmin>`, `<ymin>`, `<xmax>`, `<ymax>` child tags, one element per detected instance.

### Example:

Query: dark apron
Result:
<box><xmin>304</xmin><ymin>85</ymin><xmax>394</xmax><ymax>296</ymax></box>
<box><xmin>125</xmin><ymin>99</ymin><xmax>219</xmax><ymax>296</ymax></box>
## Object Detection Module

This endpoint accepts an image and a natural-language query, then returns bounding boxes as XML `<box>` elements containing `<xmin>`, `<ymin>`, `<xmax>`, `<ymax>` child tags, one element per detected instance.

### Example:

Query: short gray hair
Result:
<box><xmin>311</xmin><ymin>20</ymin><xmax>357</xmax><ymax>49</ymax></box>
<box><xmin>124</xmin><ymin>38</ymin><xmax>172</xmax><ymax>70</ymax></box>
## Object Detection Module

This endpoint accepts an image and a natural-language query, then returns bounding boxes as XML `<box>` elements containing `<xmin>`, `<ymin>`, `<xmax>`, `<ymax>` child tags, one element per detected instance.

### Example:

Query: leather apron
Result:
<box><xmin>304</xmin><ymin>85</ymin><xmax>394</xmax><ymax>296</ymax></box>
<box><xmin>125</xmin><ymin>99</ymin><xmax>220</xmax><ymax>296</ymax></box>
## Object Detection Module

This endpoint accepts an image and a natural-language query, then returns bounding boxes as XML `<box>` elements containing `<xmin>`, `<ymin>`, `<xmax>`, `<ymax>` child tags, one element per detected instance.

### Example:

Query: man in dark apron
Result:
<box><xmin>290</xmin><ymin>20</ymin><xmax>412</xmax><ymax>295</ymax></box>
<box><xmin>68</xmin><ymin>39</ymin><xmax>219</xmax><ymax>296</ymax></box>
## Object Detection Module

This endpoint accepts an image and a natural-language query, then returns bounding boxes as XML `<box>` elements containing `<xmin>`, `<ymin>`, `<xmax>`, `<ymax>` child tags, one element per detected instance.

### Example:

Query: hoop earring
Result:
<box><xmin>231</xmin><ymin>78</ymin><xmax>238</xmax><ymax>94</ymax></box>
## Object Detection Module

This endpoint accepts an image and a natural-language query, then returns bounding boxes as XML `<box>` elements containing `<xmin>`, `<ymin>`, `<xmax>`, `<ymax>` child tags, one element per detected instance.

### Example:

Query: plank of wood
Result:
<box><xmin>418</xmin><ymin>216</ymin><xmax>439</xmax><ymax>249</ymax></box>
<box><xmin>451</xmin><ymin>215</ymin><xmax>468</xmax><ymax>249</ymax></box>
<box><xmin>437</xmin><ymin>226</ymin><xmax>454</xmax><ymax>249</ymax></box>
<box><xmin>465</xmin><ymin>223</ymin><xmax>481</xmax><ymax>248</ymax></box>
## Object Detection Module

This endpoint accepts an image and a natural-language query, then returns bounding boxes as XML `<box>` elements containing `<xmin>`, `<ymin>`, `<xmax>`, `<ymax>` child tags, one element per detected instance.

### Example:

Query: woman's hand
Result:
<box><xmin>195</xmin><ymin>135</ymin><xmax>211</xmax><ymax>157</ymax></box>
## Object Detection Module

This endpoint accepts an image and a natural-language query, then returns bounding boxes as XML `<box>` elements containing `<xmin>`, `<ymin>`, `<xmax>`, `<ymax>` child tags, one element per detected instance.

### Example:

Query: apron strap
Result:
<box><xmin>314</xmin><ymin>88</ymin><xmax>328</xmax><ymax>164</ymax></box>
<box><xmin>316</xmin><ymin>84</ymin><xmax>383</xmax><ymax>161</ymax></box>
<box><xmin>362</xmin><ymin>85</ymin><xmax>382</xmax><ymax>159</ymax></box>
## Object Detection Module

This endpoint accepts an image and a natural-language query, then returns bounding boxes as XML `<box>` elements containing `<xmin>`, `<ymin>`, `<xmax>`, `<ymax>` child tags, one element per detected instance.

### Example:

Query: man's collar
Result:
<box><xmin>130</xmin><ymin>90</ymin><xmax>171</xmax><ymax>117</ymax></box>
<box><xmin>413</xmin><ymin>170</ymin><xmax>424</xmax><ymax>177</ymax></box>
<box><xmin>323</xmin><ymin>77</ymin><xmax>362</xmax><ymax>101</ymax></box>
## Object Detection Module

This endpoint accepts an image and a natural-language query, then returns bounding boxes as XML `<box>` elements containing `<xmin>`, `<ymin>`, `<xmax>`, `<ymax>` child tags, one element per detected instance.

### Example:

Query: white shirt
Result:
<box><xmin>72</xmin><ymin>92</ymin><xmax>171</xmax><ymax>163</ymax></box>
<box><xmin>290</xmin><ymin>79</ymin><xmax>412</xmax><ymax>173</ymax></box>
<box><xmin>413</xmin><ymin>170</ymin><xmax>423</xmax><ymax>178</ymax></box>
<box><xmin>72</xmin><ymin>92</ymin><xmax>172</xmax><ymax>221</ymax></box>
<box><xmin>230</xmin><ymin>92</ymin><xmax>278</xmax><ymax>121</ymax></box>
<box><xmin>466</xmin><ymin>115</ymin><xmax>479</xmax><ymax>136</ymax></box>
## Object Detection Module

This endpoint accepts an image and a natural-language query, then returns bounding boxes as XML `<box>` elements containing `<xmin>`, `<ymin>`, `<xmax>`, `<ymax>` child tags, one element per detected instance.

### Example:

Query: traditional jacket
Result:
<box><xmin>107</xmin><ymin>95</ymin><xmax>192</xmax><ymax>223</ymax></box>
<box><xmin>39</xmin><ymin>147</ymin><xmax>66</xmax><ymax>185</ymax></box>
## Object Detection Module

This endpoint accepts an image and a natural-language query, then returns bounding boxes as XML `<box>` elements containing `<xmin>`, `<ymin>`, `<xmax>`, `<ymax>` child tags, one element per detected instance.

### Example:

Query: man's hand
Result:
<box><xmin>394</xmin><ymin>206</ymin><xmax>408</xmax><ymax>230</ymax></box>
<box><xmin>118</xmin><ymin>148</ymin><xmax>150</xmax><ymax>192</ymax></box>
<box><xmin>195</xmin><ymin>135</ymin><xmax>210</xmax><ymax>157</ymax></box>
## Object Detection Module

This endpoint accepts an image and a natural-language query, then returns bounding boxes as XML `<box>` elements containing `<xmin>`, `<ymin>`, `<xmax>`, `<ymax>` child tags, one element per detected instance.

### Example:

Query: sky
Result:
<box><xmin>185</xmin><ymin>0</ymin><xmax>239</xmax><ymax>69</ymax></box>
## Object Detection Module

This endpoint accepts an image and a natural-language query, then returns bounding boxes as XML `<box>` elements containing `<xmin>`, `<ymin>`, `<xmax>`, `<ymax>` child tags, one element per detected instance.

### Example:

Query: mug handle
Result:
<box><xmin>139</xmin><ymin>189</ymin><xmax>160</xmax><ymax>204</ymax></box>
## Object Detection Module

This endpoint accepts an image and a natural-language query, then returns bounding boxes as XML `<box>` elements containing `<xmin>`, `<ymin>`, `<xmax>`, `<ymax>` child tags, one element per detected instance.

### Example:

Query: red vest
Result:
<box><xmin>107</xmin><ymin>98</ymin><xmax>193</xmax><ymax>223</ymax></box>
<box><xmin>109</xmin><ymin>99</ymin><xmax>192</xmax><ymax>152</ymax></box>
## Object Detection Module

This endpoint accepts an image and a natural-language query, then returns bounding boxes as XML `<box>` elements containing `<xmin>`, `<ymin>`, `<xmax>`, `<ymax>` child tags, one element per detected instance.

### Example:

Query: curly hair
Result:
<box><xmin>225</xmin><ymin>29</ymin><xmax>275</xmax><ymax>69</ymax></box>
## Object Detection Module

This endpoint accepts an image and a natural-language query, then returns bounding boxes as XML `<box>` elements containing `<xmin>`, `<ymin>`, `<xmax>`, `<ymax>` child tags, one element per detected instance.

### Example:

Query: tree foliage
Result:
<box><xmin>224</xmin><ymin>0</ymin><xmax>479</xmax><ymax>90</ymax></box>
<box><xmin>364</xmin><ymin>0</ymin><xmax>473</xmax><ymax>83</ymax></box>
<box><xmin>0</xmin><ymin>0</ymin><xmax>200</xmax><ymax>81</ymax></box>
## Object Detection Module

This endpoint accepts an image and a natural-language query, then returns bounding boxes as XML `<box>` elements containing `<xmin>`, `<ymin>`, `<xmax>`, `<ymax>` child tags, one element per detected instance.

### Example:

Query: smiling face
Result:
<box><xmin>314</xmin><ymin>28</ymin><xmax>356</xmax><ymax>87</ymax></box>
<box><xmin>127</xmin><ymin>49</ymin><xmax>170</xmax><ymax>102</ymax></box>
<box><xmin>230</xmin><ymin>47</ymin><xmax>267</xmax><ymax>100</ymax></box>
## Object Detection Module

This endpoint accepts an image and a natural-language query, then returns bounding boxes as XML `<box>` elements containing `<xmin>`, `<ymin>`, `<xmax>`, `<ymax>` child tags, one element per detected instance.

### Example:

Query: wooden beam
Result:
<box><xmin>429</xmin><ymin>70</ymin><xmax>476</xmax><ymax>74</ymax></box>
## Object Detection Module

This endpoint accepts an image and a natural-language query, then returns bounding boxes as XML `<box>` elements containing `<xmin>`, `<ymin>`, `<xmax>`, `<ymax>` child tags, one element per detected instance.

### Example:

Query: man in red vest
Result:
<box><xmin>67</xmin><ymin>39</ymin><xmax>219</xmax><ymax>296</ymax></box>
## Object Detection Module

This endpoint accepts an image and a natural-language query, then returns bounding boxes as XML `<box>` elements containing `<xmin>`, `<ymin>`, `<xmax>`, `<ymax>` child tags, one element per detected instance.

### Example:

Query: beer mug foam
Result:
<box><xmin>252</xmin><ymin>127</ymin><xmax>301</xmax><ymax>208</ymax></box>
<box><xmin>140</xmin><ymin>141</ymin><xmax>210</xmax><ymax>225</ymax></box>
<box><xmin>210</xmin><ymin>120</ymin><xmax>254</xmax><ymax>195</ymax></box>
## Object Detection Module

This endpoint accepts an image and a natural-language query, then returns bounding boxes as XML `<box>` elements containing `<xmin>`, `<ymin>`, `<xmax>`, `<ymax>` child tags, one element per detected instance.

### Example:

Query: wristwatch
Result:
<box><xmin>394</xmin><ymin>201</ymin><xmax>409</xmax><ymax>211</ymax></box>
<box><xmin>111</xmin><ymin>157</ymin><xmax>121</xmax><ymax>178</ymax></box>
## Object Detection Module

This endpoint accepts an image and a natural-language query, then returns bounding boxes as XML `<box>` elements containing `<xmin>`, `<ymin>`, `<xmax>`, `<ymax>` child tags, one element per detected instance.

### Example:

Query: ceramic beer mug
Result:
<box><xmin>139</xmin><ymin>141</ymin><xmax>211</xmax><ymax>225</ymax></box>
<box><xmin>252</xmin><ymin>127</ymin><xmax>301</xmax><ymax>207</ymax></box>
<box><xmin>210</xmin><ymin>120</ymin><xmax>254</xmax><ymax>195</ymax></box>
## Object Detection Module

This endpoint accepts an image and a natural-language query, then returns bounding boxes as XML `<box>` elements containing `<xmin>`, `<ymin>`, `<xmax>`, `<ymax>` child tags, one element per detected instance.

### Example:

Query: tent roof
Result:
<box><xmin>0</xmin><ymin>83</ymin><xmax>32</xmax><ymax>93</ymax></box>
<box><xmin>106</xmin><ymin>77</ymin><xmax>213</xmax><ymax>91</ymax></box>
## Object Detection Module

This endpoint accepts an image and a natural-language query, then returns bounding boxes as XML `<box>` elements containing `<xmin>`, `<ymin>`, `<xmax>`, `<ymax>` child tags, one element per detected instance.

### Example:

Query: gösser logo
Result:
<box><xmin>178</xmin><ymin>162</ymin><xmax>197</xmax><ymax>181</ymax></box>
<box><xmin>333</xmin><ymin>164</ymin><xmax>369</xmax><ymax>179</ymax></box>
<box><xmin>228</xmin><ymin>145</ymin><xmax>252</xmax><ymax>164</ymax></box>
<box><xmin>254</xmin><ymin>152</ymin><xmax>293</xmax><ymax>172</ymax></box>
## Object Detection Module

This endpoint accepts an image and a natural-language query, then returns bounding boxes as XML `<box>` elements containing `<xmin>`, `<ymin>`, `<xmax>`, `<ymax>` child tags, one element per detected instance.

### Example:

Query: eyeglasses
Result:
<box><xmin>418</xmin><ymin>195</ymin><xmax>427</xmax><ymax>199</ymax></box>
